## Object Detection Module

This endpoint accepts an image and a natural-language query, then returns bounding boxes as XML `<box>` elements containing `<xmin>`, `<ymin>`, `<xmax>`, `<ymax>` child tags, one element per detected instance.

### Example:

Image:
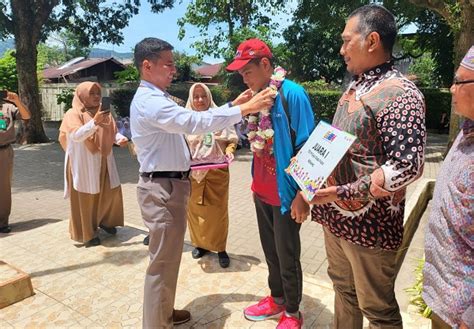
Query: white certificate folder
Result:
<box><xmin>287</xmin><ymin>121</ymin><xmax>356</xmax><ymax>201</ymax></box>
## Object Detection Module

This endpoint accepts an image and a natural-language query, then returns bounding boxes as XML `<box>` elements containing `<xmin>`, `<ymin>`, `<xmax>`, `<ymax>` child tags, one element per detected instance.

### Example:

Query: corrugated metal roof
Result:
<box><xmin>43</xmin><ymin>57</ymin><xmax>125</xmax><ymax>79</ymax></box>
<box><xmin>194</xmin><ymin>63</ymin><xmax>223</xmax><ymax>78</ymax></box>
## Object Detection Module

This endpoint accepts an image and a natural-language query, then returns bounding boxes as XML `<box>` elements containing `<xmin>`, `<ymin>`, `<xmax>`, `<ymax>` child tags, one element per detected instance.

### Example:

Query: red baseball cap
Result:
<box><xmin>226</xmin><ymin>38</ymin><xmax>273</xmax><ymax>72</ymax></box>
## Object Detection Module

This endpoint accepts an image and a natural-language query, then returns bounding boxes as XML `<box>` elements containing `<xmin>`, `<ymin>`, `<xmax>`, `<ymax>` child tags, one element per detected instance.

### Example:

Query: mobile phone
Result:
<box><xmin>0</xmin><ymin>90</ymin><xmax>7</xmax><ymax>99</ymax></box>
<box><xmin>101</xmin><ymin>97</ymin><xmax>111</xmax><ymax>113</ymax></box>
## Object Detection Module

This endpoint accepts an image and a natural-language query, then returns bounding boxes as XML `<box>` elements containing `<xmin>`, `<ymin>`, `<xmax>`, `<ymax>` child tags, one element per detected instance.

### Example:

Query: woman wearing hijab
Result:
<box><xmin>59</xmin><ymin>82</ymin><xmax>128</xmax><ymax>247</ymax></box>
<box><xmin>186</xmin><ymin>83</ymin><xmax>238</xmax><ymax>268</ymax></box>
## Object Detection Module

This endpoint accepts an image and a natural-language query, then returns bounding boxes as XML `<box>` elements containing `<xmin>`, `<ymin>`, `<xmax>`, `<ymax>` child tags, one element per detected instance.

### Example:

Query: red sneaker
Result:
<box><xmin>276</xmin><ymin>312</ymin><xmax>303</xmax><ymax>329</ymax></box>
<box><xmin>243</xmin><ymin>296</ymin><xmax>285</xmax><ymax>321</ymax></box>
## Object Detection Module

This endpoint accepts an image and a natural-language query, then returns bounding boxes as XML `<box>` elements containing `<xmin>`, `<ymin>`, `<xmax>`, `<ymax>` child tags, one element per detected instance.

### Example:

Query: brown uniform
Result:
<box><xmin>186</xmin><ymin>129</ymin><xmax>237</xmax><ymax>253</ymax></box>
<box><xmin>0</xmin><ymin>103</ymin><xmax>20</xmax><ymax>229</ymax></box>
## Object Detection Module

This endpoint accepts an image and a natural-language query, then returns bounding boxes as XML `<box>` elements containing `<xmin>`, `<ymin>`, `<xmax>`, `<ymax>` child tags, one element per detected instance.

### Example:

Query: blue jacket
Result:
<box><xmin>253</xmin><ymin>79</ymin><xmax>316</xmax><ymax>214</ymax></box>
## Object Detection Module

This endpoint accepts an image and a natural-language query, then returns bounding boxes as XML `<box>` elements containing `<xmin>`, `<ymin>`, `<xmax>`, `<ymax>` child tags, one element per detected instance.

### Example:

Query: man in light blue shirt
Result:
<box><xmin>130</xmin><ymin>37</ymin><xmax>274</xmax><ymax>328</ymax></box>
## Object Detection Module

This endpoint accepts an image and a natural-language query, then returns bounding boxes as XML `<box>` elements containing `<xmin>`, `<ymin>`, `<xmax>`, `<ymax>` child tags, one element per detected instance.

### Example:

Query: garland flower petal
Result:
<box><xmin>247</xmin><ymin>66</ymin><xmax>287</xmax><ymax>156</ymax></box>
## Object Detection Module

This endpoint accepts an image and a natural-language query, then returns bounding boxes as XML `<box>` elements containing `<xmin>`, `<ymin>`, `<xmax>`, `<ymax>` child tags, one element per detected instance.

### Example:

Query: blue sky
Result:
<box><xmin>96</xmin><ymin>1</ymin><xmax>190</xmax><ymax>56</ymax></box>
<box><xmin>95</xmin><ymin>0</ymin><xmax>296</xmax><ymax>63</ymax></box>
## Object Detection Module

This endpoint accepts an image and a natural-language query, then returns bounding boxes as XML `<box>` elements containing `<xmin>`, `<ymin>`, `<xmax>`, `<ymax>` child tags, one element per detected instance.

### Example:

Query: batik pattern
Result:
<box><xmin>312</xmin><ymin>62</ymin><xmax>426</xmax><ymax>250</ymax></box>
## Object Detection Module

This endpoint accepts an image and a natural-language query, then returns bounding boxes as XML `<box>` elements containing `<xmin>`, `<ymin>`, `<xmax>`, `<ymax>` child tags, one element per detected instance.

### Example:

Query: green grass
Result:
<box><xmin>404</xmin><ymin>257</ymin><xmax>432</xmax><ymax>318</ymax></box>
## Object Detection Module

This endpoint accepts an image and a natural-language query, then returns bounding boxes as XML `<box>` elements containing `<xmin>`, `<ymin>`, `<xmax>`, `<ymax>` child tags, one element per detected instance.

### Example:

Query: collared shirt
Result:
<box><xmin>0</xmin><ymin>103</ymin><xmax>20</xmax><ymax>145</ymax></box>
<box><xmin>422</xmin><ymin>119</ymin><xmax>474</xmax><ymax>328</ymax></box>
<box><xmin>130</xmin><ymin>80</ymin><xmax>242</xmax><ymax>173</ymax></box>
<box><xmin>186</xmin><ymin>126</ymin><xmax>238</xmax><ymax>165</ymax></box>
<box><xmin>311</xmin><ymin>62</ymin><xmax>426</xmax><ymax>250</ymax></box>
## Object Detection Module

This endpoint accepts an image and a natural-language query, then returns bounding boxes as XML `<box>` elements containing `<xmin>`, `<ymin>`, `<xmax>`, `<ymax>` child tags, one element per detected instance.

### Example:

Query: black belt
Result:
<box><xmin>0</xmin><ymin>144</ymin><xmax>11</xmax><ymax>149</ymax></box>
<box><xmin>140</xmin><ymin>170</ymin><xmax>190</xmax><ymax>180</ymax></box>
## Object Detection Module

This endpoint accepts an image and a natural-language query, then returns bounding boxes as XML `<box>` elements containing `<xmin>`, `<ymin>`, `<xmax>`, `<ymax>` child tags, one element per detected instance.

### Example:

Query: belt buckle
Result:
<box><xmin>181</xmin><ymin>171</ymin><xmax>189</xmax><ymax>180</ymax></box>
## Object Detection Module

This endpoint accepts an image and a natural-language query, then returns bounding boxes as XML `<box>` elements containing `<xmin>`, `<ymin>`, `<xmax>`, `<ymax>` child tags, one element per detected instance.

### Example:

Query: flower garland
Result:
<box><xmin>247</xmin><ymin>66</ymin><xmax>286</xmax><ymax>156</ymax></box>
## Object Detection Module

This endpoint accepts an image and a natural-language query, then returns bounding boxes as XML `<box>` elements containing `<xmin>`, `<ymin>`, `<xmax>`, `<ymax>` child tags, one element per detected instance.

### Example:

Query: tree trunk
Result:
<box><xmin>15</xmin><ymin>45</ymin><xmax>49</xmax><ymax>143</ymax></box>
<box><xmin>226</xmin><ymin>1</ymin><xmax>234</xmax><ymax>39</ymax></box>
<box><xmin>11</xmin><ymin>0</ymin><xmax>52</xmax><ymax>143</ymax></box>
<box><xmin>408</xmin><ymin>0</ymin><xmax>473</xmax><ymax>153</ymax></box>
<box><xmin>448</xmin><ymin>2</ymin><xmax>474</xmax><ymax>144</ymax></box>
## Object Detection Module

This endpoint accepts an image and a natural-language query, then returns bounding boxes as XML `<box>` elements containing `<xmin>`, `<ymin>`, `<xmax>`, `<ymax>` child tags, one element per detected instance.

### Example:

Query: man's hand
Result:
<box><xmin>305</xmin><ymin>186</ymin><xmax>339</xmax><ymax>205</ymax></box>
<box><xmin>232</xmin><ymin>89</ymin><xmax>253</xmax><ymax>106</ymax></box>
<box><xmin>290</xmin><ymin>192</ymin><xmax>310</xmax><ymax>223</ymax></box>
<box><xmin>240</xmin><ymin>88</ymin><xmax>274</xmax><ymax>115</ymax></box>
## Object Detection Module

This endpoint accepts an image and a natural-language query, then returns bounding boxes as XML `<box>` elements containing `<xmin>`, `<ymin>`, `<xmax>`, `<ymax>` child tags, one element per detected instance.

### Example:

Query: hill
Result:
<box><xmin>89</xmin><ymin>48</ymin><xmax>133</xmax><ymax>60</ymax></box>
<box><xmin>0</xmin><ymin>40</ymin><xmax>132</xmax><ymax>60</ymax></box>
<box><xmin>0</xmin><ymin>39</ymin><xmax>14</xmax><ymax>55</ymax></box>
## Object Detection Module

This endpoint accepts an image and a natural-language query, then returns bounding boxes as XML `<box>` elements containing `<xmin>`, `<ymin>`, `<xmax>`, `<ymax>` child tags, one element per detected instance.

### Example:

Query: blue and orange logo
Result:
<box><xmin>323</xmin><ymin>131</ymin><xmax>336</xmax><ymax>142</ymax></box>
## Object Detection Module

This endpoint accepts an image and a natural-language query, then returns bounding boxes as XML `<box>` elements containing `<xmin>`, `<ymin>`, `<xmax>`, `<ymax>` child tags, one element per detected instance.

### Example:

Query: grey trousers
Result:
<box><xmin>137</xmin><ymin>176</ymin><xmax>190</xmax><ymax>329</ymax></box>
<box><xmin>324</xmin><ymin>228</ymin><xmax>402</xmax><ymax>329</ymax></box>
<box><xmin>0</xmin><ymin>145</ymin><xmax>13</xmax><ymax>228</ymax></box>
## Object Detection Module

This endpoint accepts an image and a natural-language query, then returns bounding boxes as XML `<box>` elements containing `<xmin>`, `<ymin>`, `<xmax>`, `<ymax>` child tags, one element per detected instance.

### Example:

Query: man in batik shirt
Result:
<box><xmin>422</xmin><ymin>46</ymin><xmax>474</xmax><ymax>329</ymax></box>
<box><xmin>306</xmin><ymin>5</ymin><xmax>426</xmax><ymax>328</ymax></box>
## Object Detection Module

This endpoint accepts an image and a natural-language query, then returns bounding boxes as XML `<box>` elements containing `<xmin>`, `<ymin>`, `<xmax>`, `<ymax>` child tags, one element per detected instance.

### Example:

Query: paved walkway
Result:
<box><xmin>0</xmin><ymin>220</ymin><xmax>428</xmax><ymax>328</ymax></box>
<box><xmin>1</xmin><ymin>128</ymin><xmax>446</xmax><ymax>327</ymax></box>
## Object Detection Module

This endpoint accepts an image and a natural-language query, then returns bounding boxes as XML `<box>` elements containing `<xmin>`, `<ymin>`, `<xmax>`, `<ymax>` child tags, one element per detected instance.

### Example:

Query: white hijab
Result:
<box><xmin>185</xmin><ymin>83</ymin><xmax>218</xmax><ymax>110</ymax></box>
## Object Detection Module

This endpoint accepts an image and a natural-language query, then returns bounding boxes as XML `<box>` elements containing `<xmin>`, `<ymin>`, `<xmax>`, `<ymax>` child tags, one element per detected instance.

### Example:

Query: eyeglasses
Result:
<box><xmin>453</xmin><ymin>78</ymin><xmax>474</xmax><ymax>85</ymax></box>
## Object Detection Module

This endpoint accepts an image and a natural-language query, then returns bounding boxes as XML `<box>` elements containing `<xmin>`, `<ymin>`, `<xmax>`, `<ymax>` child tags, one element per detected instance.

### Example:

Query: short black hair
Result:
<box><xmin>349</xmin><ymin>4</ymin><xmax>397</xmax><ymax>54</ymax></box>
<box><xmin>134</xmin><ymin>37</ymin><xmax>174</xmax><ymax>71</ymax></box>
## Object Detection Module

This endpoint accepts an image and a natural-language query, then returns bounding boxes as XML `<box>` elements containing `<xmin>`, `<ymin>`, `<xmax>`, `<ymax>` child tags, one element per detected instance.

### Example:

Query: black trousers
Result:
<box><xmin>254</xmin><ymin>195</ymin><xmax>303</xmax><ymax>313</ymax></box>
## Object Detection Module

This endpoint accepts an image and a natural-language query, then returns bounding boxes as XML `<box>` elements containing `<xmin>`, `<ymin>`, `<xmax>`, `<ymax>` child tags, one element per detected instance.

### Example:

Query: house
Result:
<box><xmin>42</xmin><ymin>57</ymin><xmax>126</xmax><ymax>83</ymax></box>
<box><xmin>193</xmin><ymin>63</ymin><xmax>224</xmax><ymax>84</ymax></box>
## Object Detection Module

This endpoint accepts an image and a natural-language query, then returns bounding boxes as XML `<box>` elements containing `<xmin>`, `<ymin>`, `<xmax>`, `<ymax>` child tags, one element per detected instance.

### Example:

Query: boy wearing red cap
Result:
<box><xmin>227</xmin><ymin>38</ymin><xmax>315</xmax><ymax>328</ymax></box>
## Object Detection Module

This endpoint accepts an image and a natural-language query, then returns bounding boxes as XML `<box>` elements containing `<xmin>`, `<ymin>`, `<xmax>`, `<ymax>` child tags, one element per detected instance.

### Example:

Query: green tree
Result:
<box><xmin>283</xmin><ymin>5</ymin><xmax>349</xmax><ymax>84</ymax></box>
<box><xmin>408</xmin><ymin>52</ymin><xmax>439</xmax><ymax>87</ymax></box>
<box><xmin>284</xmin><ymin>0</ymin><xmax>470</xmax><ymax>145</ymax></box>
<box><xmin>174</xmin><ymin>51</ymin><xmax>200</xmax><ymax>82</ymax></box>
<box><xmin>114</xmin><ymin>52</ymin><xmax>200</xmax><ymax>84</ymax></box>
<box><xmin>212</xmin><ymin>26</ymin><xmax>291</xmax><ymax>90</ymax></box>
<box><xmin>114</xmin><ymin>65</ymin><xmax>140</xmax><ymax>84</ymax></box>
<box><xmin>409</xmin><ymin>10</ymin><xmax>454</xmax><ymax>87</ymax></box>
<box><xmin>56</xmin><ymin>88</ymin><xmax>75</xmax><ymax>113</ymax></box>
<box><xmin>283</xmin><ymin>0</ymin><xmax>429</xmax><ymax>83</ymax></box>
<box><xmin>0</xmin><ymin>0</ymin><xmax>176</xmax><ymax>143</ymax></box>
<box><xmin>177</xmin><ymin>0</ymin><xmax>286</xmax><ymax>58</ymax></box>
<box><xmin>177</xmin><ymin>1</ymin><xmax>308</xmax><ymax>88</ymax></box>
<box><xmin>0</xmin><ymin>50</ymin><xmax>17</xmax><ymax>92</ymax></box>
<box><xmin>37</xmin><ymin>43</ymin><xmax>67</xmax><ymax>69</ymax></box>
<box><xmin>48</xmin><ymin>29</ymin><xmax>91</xmax><ymax>60</ymax></box>
<box><xmin>38</xmin><ymin>29</ymin><xmax>95</xmax><ymax>69</ymax></box>
<box><xmin>406</xmin><ymin>0</ymin><xmax>473</xmax><ymax>146</ymax></box>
